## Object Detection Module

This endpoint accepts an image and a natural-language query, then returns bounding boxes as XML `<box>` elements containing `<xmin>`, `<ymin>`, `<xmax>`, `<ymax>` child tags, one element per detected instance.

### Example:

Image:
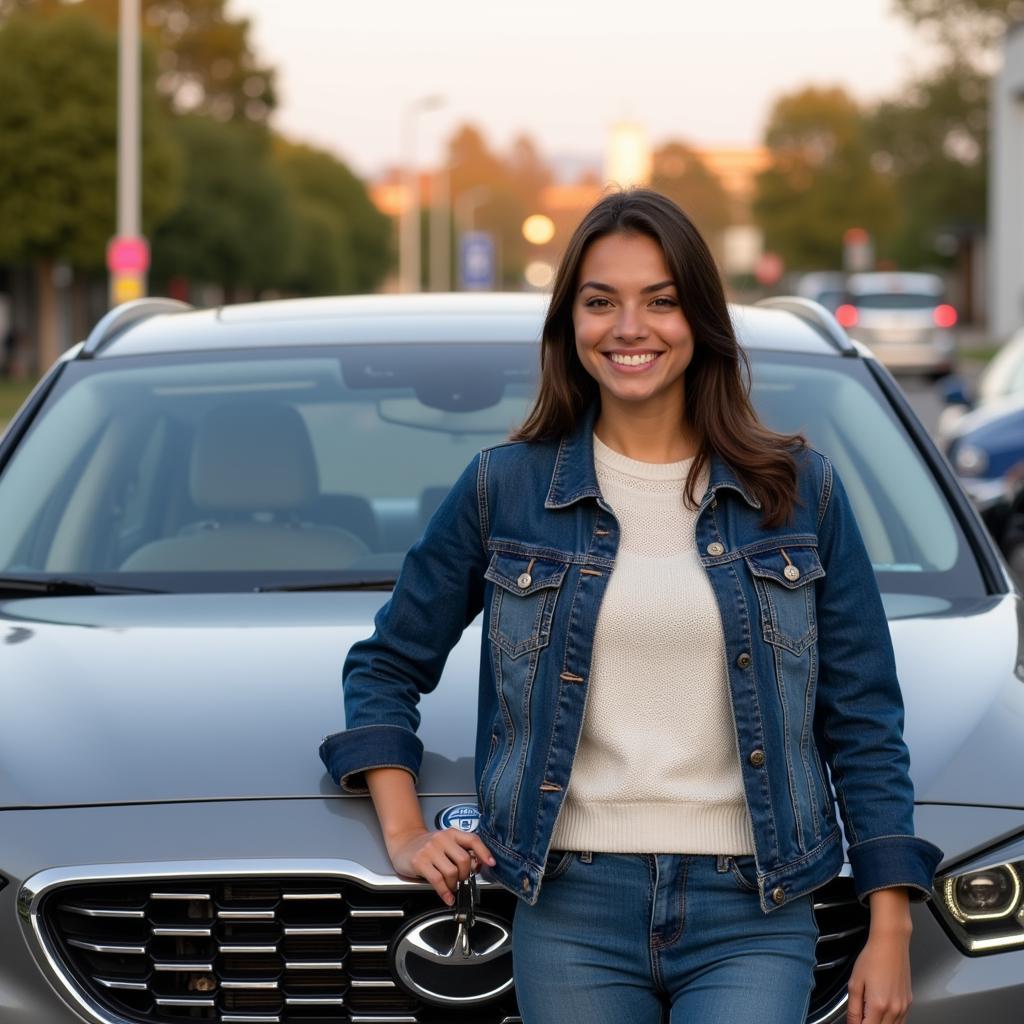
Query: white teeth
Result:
<box><xmin>609</xmin><ymin>352</ymin><xmax>658</xmax><ymax>365</ymax></box>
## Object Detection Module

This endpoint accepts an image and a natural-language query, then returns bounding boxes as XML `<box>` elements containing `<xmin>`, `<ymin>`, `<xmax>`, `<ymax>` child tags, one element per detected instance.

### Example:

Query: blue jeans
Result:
<box><xmin>512</xmin><ymin>849</ymin><xmax>819</xmax><ymax>1024</ymax></box>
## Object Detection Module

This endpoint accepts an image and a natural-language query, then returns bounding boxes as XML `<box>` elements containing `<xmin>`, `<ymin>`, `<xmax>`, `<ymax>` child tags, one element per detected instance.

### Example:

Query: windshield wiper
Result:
<box><xmin>256</xmin><ymin>578</ymin><xmax>397</xmax><ymax>593</ymax></box>
<box><xmin>0</xmin><ymin>575</ymin><xmax>164</xmax><ymax>596</ymax></box>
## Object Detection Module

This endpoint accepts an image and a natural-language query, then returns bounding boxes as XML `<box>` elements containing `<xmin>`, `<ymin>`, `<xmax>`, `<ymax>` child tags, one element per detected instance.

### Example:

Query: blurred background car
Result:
<box><xmin>2</xmin><ymin>293</ymin><xmax>1023</xmax><ymax>1024</ymax></box>
<box><xmin>794</xmin><ymin>270</ymin><xmax>848</xmax><ymax>314</ymax></box>
<box><xmin>835</xmin><ymin>271</ymin><xmax>957</xmax><ymax>380</ymax></box>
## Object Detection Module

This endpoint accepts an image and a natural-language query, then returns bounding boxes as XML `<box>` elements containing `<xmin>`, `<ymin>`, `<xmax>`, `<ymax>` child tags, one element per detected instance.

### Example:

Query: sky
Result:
<box><xmin>231</xmin><ymin>0</ymin><xmax>938</xmax><ymax>181</ymax></box>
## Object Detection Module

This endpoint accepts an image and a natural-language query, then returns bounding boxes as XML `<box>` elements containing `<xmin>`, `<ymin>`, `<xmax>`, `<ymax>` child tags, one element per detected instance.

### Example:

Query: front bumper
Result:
<box><xmin>3</xmin><ymin>799</ymin><xmax>1022</xmax><ymax>1024</ymax></box>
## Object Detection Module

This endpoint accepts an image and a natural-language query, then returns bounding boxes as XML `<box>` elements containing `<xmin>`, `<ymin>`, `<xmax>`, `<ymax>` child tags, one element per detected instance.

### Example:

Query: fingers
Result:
<box><xmin>847</xmin><ymin>975</ymin><xmax>864</xmax><ymax>1024</ymax></box>
<box><xmin>413</xmin><ymin>828</ymin><xmax>496</xmax><ymax>906</ymax></box>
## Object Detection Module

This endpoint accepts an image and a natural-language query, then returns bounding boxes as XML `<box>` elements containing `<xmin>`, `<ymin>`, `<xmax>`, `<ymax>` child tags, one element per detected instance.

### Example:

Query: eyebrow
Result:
<box><xmin>578</xmin><ymin>279</ymin><xmax>676</xmax><ymax>295</ymax></box>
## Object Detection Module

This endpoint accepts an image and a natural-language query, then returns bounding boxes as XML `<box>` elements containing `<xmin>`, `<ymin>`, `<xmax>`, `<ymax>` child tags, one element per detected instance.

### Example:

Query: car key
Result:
<box><xmin>452</xmin><ymin>869</ymin><xmax>477</xmax><ymax>958</ymax></box>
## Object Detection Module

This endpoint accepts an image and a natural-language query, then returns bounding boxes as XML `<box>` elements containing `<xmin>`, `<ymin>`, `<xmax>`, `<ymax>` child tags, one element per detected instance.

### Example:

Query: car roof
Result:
<box><xmin>82</xmin><ymin>291</ymin><xmax>852</xmax><ymax>361</ymax></box>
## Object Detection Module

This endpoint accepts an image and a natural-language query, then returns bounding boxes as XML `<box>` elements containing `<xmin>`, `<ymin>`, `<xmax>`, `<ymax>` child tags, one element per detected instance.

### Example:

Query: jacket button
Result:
<box><xmin>783</xmin><ymin>564</ymin><xmax>800</xmax><ymax>581</ymax></box>
<box><xmin>772</xmin><ymin>886</ymin><xmax>785</xmax><ymax>905</ymax></box>
<box><xmin>736</xmin><ymin>652</ymin><xmax>751</xmax><ymax>668</ymax></box>
<box><xmin>749</xmin><ymin>749</ymin><xmax>765</xmax><ymax>767</ymax></box>
<box><xmin>706</xmin><ymin>542</ymin><xmax>725</xmax><ymax>556</ymax></box>
<box><xmin>517</xmin><ymin>572</ymin><xmax>532</xmax><ymax>588</ymax></box>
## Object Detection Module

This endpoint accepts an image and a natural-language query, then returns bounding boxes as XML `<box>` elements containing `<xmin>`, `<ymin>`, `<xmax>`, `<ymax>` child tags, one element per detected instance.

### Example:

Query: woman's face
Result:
<box><xmin>572</xmin><ymin>230</ymin><xmax>694</xmax><ymax>412</ymax></box>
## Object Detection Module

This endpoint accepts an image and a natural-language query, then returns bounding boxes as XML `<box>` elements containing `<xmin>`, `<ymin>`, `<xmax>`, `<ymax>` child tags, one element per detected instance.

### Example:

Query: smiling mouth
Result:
<box><xmin>604</xmin><ymin>351</ymin><xmax>663</xmax><ymax>366</ymax></box>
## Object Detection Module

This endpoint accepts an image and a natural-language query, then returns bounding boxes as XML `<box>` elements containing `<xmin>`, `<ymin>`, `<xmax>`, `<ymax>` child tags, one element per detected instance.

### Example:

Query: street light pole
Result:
<box><xmin>430</xmin><ymin>162</ymin><xmax>450</xmax><ymax>292</ymax></box>
<box><xmin>399</xmin><ymin>94</ymin><xmax>444</xmax><ymax>293</ymax></box>
<box><xmin>118</xmin><ymin>0</ymin><xmax>140</xmax><ymax>243</ymax></box>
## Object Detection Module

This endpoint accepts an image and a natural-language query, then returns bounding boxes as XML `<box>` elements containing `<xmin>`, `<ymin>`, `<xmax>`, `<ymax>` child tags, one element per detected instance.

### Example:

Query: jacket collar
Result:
<box><xmin>543</xmin><ymin>398</ymin><xmax>761</xmax><ymax>511</ymax></box>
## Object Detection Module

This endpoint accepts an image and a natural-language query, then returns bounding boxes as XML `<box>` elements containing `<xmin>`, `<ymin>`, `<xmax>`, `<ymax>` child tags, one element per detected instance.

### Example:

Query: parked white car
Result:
<box><xmin>837</xmin><ymin>271</ymin><xmax>956</xmax><ymax>379</ymax></box>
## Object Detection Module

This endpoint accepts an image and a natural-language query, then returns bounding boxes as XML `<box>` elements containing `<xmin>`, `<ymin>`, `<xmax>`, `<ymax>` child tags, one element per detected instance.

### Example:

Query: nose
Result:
<box><xmin>612</xmin><ymin>304</ymin><xmax>648</xmax><ymax>341</ymax></box>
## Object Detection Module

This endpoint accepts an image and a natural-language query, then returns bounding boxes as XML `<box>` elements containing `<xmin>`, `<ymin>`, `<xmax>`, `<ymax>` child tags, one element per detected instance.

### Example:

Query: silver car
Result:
<box><xmin>840</xmin><ymin>271</ymin><xmax>957</xmax><ymax>380</ymax></box>
<box><xmin>2</xmin><ymin>292</ymin><xmax>1022</xmax><ymax>1024</ymax></box>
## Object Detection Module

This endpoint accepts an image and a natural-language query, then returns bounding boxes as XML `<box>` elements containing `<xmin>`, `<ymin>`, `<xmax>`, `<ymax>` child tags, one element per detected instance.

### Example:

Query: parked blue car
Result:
<box><xmin>943</xmin><ymin>394</ymin><xmax>1024</xmax><ymax>573</ymax></box>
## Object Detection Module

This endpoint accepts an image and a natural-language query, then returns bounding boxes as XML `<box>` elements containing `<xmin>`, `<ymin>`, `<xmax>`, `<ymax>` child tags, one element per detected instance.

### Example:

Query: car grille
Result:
<box><xmin>37</xmin><ymin>871</ymin><xmax>866</xmax><ymax>1024</ymax></box>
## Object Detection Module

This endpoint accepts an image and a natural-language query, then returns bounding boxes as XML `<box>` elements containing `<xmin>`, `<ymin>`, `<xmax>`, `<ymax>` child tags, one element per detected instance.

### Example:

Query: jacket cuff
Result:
<box><xmin>318</xmin><ymin>724</ymin><xmax>423</xmax><ymax>795</ymax></box>
<box><xmin>847</xmin><ymin>833</ymin><xmax>945</xmax><ymax>906</ymax></box>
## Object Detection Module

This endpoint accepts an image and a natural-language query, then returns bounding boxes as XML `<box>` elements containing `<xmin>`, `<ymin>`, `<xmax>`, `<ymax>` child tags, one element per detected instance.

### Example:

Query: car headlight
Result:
<box><xmin>953</xmin><ymin>443</ymin><xmax>989</xmax><ymax>477</ymax></box>
<box><xmin>936</xmin><ymin>858</ymin><xmax>1024</xmax><ymax>952</ymax></box>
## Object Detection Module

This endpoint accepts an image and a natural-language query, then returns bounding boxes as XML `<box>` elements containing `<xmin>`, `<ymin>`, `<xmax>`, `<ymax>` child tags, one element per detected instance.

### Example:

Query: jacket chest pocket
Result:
<box><xmin>745</xmin><ymin>545</ymin><xmax>825</xmax><ymax>655</ymax></box>
<box><xmin>484</xmin><ymin>552</ymin><xmax>569</xmax><ymax>659</ymax></box>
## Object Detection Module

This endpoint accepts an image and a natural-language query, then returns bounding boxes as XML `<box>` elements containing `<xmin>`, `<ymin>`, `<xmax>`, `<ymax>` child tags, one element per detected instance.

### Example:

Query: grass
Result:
<box><xmin>0</xmin><ymin>377</ymin><xmax>37</xmax><ymax>429</ymax></box>
<box><xmin>957</xmin><ymin>344</ymin><xmax>1002</xmax><ymax>365</ymax></box>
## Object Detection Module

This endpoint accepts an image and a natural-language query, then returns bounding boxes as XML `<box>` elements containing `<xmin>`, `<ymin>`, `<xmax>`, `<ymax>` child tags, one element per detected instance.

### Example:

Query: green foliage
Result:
<box><xmin>752</xmin><ymin>87</ymin><xmax>897</xmax><ymax>271</ymax></box>
<box><xmin>650</xmin><ymin>142</ymin><xmax>731</xmax><ymax>250</ymax></box>
<box><xmin>1</xmin><ymin>0</ymin><xmax>276</xmax><ymax>124</ymax></box>
<box><xmin>892</xmin><ymin>0</ymin><xmax>1024</xmax><ymax>57</ymax></box>
<box><xmin>0</xmin><ymin>9</ymin><xmax>181</xmax><ymax>268</ymax></box>
<box><xmin>149</xmin><ymin>116</ymin><xmax>290</xmax><ymax>292</ymax></box>
<box><xmin>274</xmin><ymin>140</ymin><xmax>392</xmax><ymax>295</ymax></box>
<box><xmin>867</xmin><ymin>61</ymin><xmax>988</xmax><ymax>266</ymax></box>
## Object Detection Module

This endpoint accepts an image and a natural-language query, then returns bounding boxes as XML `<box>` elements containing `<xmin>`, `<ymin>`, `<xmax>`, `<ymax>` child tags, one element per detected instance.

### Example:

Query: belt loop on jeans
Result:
<box><xmin>580</xmin><ymin>850</ymin><xmax>592</xmax><ymax>863</ymax></box>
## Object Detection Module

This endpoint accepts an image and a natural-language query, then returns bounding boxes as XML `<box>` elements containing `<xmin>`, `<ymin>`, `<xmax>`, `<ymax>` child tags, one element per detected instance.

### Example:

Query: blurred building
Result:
<box><xmin>367</xmin><ymin>133</ymin><xmax>769</xmax><ymax>291</ymax></box>
<box><xmin>990</xmin><ymin>21</ymin><xmax>1024</xmax><ymax>337</ymax></box>
<box><xmin>605</xmin><ymin>121</ymin><xmax>652</xmax><ymax>188</ymax></box>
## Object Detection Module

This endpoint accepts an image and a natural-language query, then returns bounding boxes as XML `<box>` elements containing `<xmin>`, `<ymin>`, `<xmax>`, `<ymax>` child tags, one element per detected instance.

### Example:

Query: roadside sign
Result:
<box><xmin>459</xmin><ymin>231</ymin><xmax>495</xmax><ymax>290</ymax></box>
<box><xmin>107</xmin><ymin>236</ymin><xmax>150</xmax><ymax>274</ymax></box>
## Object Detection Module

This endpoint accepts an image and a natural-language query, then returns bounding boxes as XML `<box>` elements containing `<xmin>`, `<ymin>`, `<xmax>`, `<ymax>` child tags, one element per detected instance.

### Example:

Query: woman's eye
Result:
<box><xmin>652</xmin><ymin>297</ymin><xmax>677</xmax><ymax>307</ymax></box>
<box><xmin>585</xmin><ymin>297</ymin><xmax>610</xmax><ymax>308</ymax></box>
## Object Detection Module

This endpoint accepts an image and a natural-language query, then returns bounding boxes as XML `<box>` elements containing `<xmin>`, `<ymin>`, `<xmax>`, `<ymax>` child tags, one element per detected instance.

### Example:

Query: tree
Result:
<box><xmin>866</xmin><ymin>60</ymin><xmax>988</xmax><ymax>267</ymax></box>
<box><xmin>446</xmin><ymin>123</ymin><xmax>540</xmax><ymax>289</ymax></box>
<box><xmin>0</xmin><ymin>9</ymin><xmax>181</xmax><ymax>369</ymax></box>
<box><xmin>650</xmin><ymin>142</ymin><xmax>731</xmax><ymax>256</ymax></box>
<box><xmin>274</xmin><ymin>140</ymin><xmax>392</xmax><ymax>295</ymax></box>
<box><xmin>1</xmin><ymin>0</ymin><xmax>276</xmax><ymax>124</ymax></box>
<box><xmin>892</xmin><ymin>0</ymin><xmax>1024</xmax><ymax>60</ymax></box>
<box><xmin>149</xmin><ymin>117</ymin><xmax>290</xmax><ymax>297</ymax></box>
<box><xmin>752</xmin><ymin>87</ymin><xmax>897</xmax><ymax>271</ymax></box>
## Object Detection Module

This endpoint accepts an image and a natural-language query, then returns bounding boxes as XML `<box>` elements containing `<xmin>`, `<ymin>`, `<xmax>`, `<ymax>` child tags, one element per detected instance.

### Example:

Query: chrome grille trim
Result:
<box><xmin>154</xmin><ymin>997</ymin><xmax>216</xmax><ymax>1007</ymax></box>
<box><xmin>67</xmin><ymin>939</ymin><xmax>147</xmax><ymax>955</ymax></box>
<box><xmin>59</xmin><ymin>905</ymin><xmax>146</xmax><ymax>919</ymax></box>
<box><xmin>95</xmin><ymin>978</ymin><xmax>148</xmax><ymax>992</ymax></box>
<box><xmin>349</xmin><ymin>1018</ymin><xmax>417</xmax><ymax>1024</ymax></box>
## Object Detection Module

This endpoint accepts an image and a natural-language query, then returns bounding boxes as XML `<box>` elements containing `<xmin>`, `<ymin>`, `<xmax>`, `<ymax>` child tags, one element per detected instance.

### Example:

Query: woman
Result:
<box><xmin>319</xmin><ymin>187</ymin><xmax>944</xmax><ymax>1024</ymax></box>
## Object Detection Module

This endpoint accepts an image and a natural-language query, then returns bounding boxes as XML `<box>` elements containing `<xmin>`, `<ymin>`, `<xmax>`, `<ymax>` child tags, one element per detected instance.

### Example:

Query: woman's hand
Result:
<box><xmin>847</xmin><ymin>888</ymin><xmax>914</xmax><ymax>1024</ymax></box>
<box><xmin>386</xmin><ymin>826</ymin><xmax>496</xmax><ymax>906</ymax></box>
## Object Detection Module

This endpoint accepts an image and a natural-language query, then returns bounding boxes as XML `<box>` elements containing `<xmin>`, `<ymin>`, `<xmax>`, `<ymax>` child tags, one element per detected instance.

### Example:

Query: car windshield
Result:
<box><xmin>851</xmin><ymin>293</ymin><xmax>942</xmax><ymax>310</ymax></box>
<box><xmin>0</xmin><ymin>344</ymin><xmax>983</xmax><ymax>598</ymax></box>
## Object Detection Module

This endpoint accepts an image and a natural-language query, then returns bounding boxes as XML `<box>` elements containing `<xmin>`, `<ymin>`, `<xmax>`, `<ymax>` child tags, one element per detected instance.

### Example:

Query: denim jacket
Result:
<box><xmin>319</xmin><ymin>398</ymin><xmax>945</xmax><ymax>912</ymax></box>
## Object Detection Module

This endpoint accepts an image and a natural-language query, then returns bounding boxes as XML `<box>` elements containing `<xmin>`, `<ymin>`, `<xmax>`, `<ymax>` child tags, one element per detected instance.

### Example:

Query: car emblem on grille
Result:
<box><xmin>436</xmin><ymin>802</ymin><xmax>480</xmax><ymax>832</ymax></box>
<box><xmin>391</xmin><ymin>910</ymin><xmax>514</xmax><ymax>1005</ymax></box>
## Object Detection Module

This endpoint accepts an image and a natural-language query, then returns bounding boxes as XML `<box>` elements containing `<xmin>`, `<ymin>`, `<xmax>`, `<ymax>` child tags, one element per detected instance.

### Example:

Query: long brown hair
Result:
<box><xmin>509</xmin><ymin>186</ymin><xmax>807</xmax><ymax>528</ymax></box>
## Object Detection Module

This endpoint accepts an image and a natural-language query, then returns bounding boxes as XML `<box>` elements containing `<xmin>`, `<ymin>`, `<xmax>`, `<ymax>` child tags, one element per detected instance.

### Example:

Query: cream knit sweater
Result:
<box><xmin>549</xmin><ymin>432</ymin><xmax>756</xmax><ymax>855</ymax></box>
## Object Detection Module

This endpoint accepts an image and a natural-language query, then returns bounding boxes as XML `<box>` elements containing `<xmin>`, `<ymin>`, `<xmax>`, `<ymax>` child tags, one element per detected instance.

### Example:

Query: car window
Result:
<box><xmin>0</xmin><ymin>345</ymin><xmax>985</xmax><ymax>598</ymax></box>
<box><xmin>850</xmin><ymin>293</ymin><xmax>942</xmax><ymax>310</ymax></box>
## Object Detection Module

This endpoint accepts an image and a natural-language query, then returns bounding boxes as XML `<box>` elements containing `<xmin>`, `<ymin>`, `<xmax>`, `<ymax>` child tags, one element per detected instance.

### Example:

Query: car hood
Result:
<box><xmin>1</xmin><ymin>591</ymin><xmax>1022</xmax><ymax>810</ymax></box>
